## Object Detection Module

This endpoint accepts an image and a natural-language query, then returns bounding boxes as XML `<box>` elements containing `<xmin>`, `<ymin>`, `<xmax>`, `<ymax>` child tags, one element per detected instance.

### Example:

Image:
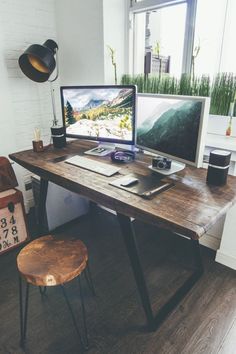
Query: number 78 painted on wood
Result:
<box><xmin>0</xmin><ymin>189</ymin><xmax>29</xmax><ymax>255</ymax></box>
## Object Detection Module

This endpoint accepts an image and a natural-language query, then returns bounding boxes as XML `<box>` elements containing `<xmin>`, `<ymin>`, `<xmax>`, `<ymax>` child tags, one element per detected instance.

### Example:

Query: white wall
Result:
<box><xmin>56</xmin><ymin>0</ymin><xmax>128</xmax><ymax>86</ymax></box>
<box><xmin>0</xmin><ymin>0</ymin><xmax>58</xmax><ymax>210</ymax></box>
<box><xmin>216</xmin><ymin>204</ymin><xmax>236</xmax><ymax>270</ymax></box>
<box><xmin>133</xmin><ymin>13</ymin><xmax>145</xmax><ymax>75</ymax></box>
<box><xmin>103</xmin><ymin>0</ymin><xmax>127</xmax><ymax>84</ymax></box>
<box><xmin>0</xmin><ymin>0</ymin><xmax>127</xmax><ymax>211</ymax></box>
<box><xmin>0</xmin><ymin>28</ymin><xmax>16</xmax><ymax>157</ymax></box>
<box><xmin>55</xmin><ymin>0</ymin><xmax>105</xmax><ymax>85</ymax></box>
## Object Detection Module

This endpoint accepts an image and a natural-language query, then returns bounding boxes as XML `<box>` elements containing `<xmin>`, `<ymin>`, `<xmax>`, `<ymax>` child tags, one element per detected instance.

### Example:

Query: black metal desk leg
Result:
<box><xmin>116</xmin><ymin>213</ymin><xmax>155</xmax><ymax>330</ymax></box>
<box><xmin>38</xmin><ymin>178</ymin><xmax>48</xmax><ymax>234</ymax></box>
<box><xmin>191</xmin><ymin>239</ymin><xmax>204</xmax><ymax>274</ymax></box>
<box><xmin>117</xmin><ymin>213</ymin><xmax>204</xmax><ymax>332</ymax></box>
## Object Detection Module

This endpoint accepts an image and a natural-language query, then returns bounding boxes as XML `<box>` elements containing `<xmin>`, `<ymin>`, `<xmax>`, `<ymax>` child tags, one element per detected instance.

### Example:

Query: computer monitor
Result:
<box><xmin>61</xmin><ymin>85</ymin><xmax>136</xmax><ymax>155</ymax></box>
<box><xmin>136</xmin><ymin>93</ymin><xmax>210</xmax><ymax>174</ymax></box>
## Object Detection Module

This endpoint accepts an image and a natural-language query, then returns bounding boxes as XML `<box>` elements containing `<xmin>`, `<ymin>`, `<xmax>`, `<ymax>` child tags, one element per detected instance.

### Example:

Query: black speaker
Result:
<box><xmin>206</xmin><ymin>150</ymin><xmax>231</xmax><ymax>186</ymax></box>
<box><xmin>51</xmin><ymin>126</ymin><xmax>66</xmax><ymax>148</ymax></box>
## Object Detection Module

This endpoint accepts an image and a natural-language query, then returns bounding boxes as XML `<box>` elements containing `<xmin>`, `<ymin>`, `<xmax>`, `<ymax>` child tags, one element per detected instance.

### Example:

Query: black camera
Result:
<box><xmin>152</xmin><ymin>156</ymin><xmax>172</xmax><ymax>170</ymax></box>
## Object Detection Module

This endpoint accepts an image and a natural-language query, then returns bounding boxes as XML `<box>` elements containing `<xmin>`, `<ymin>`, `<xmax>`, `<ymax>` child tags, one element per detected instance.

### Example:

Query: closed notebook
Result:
<box><xmin>110</xmin><ymin>173</ymin><xmax>174</xmax><ymax>199</ymax></box>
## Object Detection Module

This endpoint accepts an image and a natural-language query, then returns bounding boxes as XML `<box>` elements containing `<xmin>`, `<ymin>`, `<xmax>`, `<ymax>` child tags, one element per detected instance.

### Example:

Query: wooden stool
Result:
<box><xmin>17</xmin><ymin>235</ymin><xmax>95</xmax><ymax>350</ymax></box>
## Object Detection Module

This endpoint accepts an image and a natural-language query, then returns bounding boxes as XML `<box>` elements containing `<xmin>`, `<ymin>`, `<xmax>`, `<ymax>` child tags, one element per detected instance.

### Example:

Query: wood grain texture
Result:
<box><xmin>17</xmin><ymin>235</ymin><xmax>88</xmax><ymax>286</ymax></box>
<box><xmin>0</xmin><ymin>189</ymin><xmax>29</xmax><ymax>255</ymax></box>
<box><xmin>9</xmin><ymin>140</ymin><xmax>236</xmax><ymax>239</ymax></box>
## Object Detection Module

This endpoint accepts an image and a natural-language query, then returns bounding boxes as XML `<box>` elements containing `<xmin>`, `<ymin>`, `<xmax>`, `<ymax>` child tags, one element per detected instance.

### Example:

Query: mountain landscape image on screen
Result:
<box><xmin>63</xmin><ymin>88</ymin><xmax>133</xmax><ymax>141</ymax></box>
<box><xmin>137</xmin><ymin>100</ymin><xmax>202</xmax><ymax>162</ymax></box>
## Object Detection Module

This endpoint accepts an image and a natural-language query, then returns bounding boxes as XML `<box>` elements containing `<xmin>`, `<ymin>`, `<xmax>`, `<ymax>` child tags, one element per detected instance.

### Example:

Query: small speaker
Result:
<box><xmin>51</xmin><ymin>126</ymin><xmax>66</xmax><ymax>148</ymax></box>
<box><xmin>206</xmin><ymin>150</ymin><xmax>231</xmax><ymax>186</ymax></box>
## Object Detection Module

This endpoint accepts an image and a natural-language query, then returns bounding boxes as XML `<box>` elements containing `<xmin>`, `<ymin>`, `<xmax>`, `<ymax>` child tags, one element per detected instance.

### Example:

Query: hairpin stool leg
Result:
<box><xmin>78</xmin><ymin>277</ymin><xmax>89</xmax><ymax>348</ymax></box>
<box><xmin>19</xmin><ymin>276</ymin><xmax>30</xmax><ymax>347</ymax></box>
<box><xmin>84</xmin><ymin>262</ymin><xmax>96</xmax><ymax>296</ymax></box>
<box><xmin>39</xmin><ymin>286</ymin><xmax>47</xmax><ymax>296</ymax></box>
<box><xmin>61</xmin><ymin>283</ymin><xmax>88</xmax><ymax>350</ymax></box>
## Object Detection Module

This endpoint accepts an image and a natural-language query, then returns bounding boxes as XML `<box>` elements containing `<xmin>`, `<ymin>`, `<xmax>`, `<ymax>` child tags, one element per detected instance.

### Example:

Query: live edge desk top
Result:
<box><xmin>9</xmin><ymin>140</ymin><xmax>236</xmax><ymax>240</ymax></box>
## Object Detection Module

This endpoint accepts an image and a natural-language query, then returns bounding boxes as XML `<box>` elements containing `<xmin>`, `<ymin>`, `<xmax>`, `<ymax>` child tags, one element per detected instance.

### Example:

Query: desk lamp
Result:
<box><xmin>18</xmin><ymin>39</ymin><xmax>66</xmax><ymax>148</ymax></box>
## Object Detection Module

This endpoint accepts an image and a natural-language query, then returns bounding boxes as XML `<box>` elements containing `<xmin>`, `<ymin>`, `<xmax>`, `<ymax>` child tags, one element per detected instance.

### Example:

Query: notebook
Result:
<box><xmin>110</xmin><ymin>173</ymin><xmax>174</xmax><ymax>199</ymax></box>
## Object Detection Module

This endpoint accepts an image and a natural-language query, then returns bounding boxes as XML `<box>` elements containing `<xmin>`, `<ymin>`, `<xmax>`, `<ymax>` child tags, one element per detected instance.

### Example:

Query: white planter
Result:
<box><xmin>208</xmin><ymin>114</ymin><xmax>236</xmax><ymax>137</ymax></box>
<box><xmin>206</xmin><ymin>115</ymin><xmax>236</xmax><ymax>166</ymax></box>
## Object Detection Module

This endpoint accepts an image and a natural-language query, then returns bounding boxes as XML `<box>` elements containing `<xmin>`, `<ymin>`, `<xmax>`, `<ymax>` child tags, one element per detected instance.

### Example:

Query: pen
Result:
<box><xmin>141</xmin><ymin>182</ymin><xmax>174</xmax><ymax>198</ymax></box>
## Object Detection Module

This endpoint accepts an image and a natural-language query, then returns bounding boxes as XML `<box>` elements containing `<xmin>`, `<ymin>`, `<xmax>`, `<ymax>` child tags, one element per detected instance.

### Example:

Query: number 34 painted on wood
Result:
<box><xmin>0</xmin><ymin>215</ymin><xmax>18</xmax><ymax>249</ymax></box>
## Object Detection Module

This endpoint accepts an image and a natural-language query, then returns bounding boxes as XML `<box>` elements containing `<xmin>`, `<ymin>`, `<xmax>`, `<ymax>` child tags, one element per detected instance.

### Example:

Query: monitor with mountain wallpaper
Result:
<box><xmin>61</xmin><ymin>85</ymin><xmax>136</xmax><ymax>148</ymax></box>
<box><xmin>136</xmin><ymin>93</ymin><xmax>210</xmax><ymax>173</ymax></box>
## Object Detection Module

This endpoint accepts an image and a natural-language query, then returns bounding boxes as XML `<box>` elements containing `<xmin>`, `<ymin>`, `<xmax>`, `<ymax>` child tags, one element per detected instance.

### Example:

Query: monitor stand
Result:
<box><xmin>148</xmin><ymin>160</ymin><xmax>185</xmax><ymax>175</ymax></box>
<box><xmin>84</xmin><ymin>143</ymin><xmax>115</xmax><ymax>157</ymax></box>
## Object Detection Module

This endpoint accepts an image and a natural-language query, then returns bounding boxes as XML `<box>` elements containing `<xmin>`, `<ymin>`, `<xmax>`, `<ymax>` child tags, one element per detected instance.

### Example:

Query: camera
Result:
<box><xmin>152</xmin><ymin>156</ymin><xmax>172</xmax><ymax>170</ymax></box>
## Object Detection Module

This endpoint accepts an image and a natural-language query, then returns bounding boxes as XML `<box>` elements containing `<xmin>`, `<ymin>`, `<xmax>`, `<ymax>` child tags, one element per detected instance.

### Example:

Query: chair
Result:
<box><xmin>17</xmin><ymin>234</ymin><xmax>95</xmax><ymax>350</ymax></box>
<box><xmin>0</xmin><ymin>156</ymin><xmax>18</xmax><ymax>192</ymax></box>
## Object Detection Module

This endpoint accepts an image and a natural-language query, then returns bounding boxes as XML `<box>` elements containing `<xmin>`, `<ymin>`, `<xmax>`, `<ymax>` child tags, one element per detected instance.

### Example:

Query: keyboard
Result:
<box><xmin>65</xmin><ymin>155</ymin><xmax>121</xmax><ymax>177</ymax></box>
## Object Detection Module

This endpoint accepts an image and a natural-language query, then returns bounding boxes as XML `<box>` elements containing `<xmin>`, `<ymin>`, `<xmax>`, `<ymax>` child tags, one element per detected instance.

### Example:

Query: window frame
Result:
<box><xmin>128</xmin><ymin>0</ymin><xmax>197</xmax><ymax>76</ymax></box>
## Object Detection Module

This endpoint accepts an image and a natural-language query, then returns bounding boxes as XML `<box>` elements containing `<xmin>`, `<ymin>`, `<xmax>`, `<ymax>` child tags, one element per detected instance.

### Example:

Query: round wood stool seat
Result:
<box><xmin>17</xmin><ymin>235</ymin><xmax>88</xmax><ymax>287</ymax></box>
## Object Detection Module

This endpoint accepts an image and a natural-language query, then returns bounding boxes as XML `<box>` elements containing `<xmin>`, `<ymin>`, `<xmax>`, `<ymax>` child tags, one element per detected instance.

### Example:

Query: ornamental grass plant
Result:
<box><xmin>121</xmin><ymin>72</ymin><xmax>236</xmax><ymax>116</ymax></box>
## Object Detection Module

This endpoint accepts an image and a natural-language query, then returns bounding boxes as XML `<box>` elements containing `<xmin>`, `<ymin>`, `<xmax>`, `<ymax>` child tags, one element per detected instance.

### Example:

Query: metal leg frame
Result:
<box><xmin>19</xmin><ymin>276</ymin><xmax>30</xmax><ymax>347</ymax></box>
<box><xmin>84</xmin><ymin>262</ymin><xmax>96</xmax><ymax>296</ymax></box>
<box><xmin>60</xmin><ymin>277</ymin><xmax>89</xmax><ymax>350</ymax></box>
<box><xmin>38</xmin><ymin>178</ymin><xmax>49</xmax><ymax>234</ymax></box>
<box><xmin>116</xmin><ymin>213</ymin><xmax>204</xmax><ymax>331</ymax></box>
<box><xmin>19</xmin><ymin>277</ymin><xmax>89</xmax><ymax>350</ymax></box>
<box><xmin>39</xmin><ymin>286</ymin><xmax>47</xmax><ymax>295</ymax></box>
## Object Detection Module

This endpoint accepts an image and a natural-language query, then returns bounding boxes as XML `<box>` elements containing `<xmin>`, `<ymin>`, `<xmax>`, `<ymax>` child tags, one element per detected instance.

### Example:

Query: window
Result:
<box><xmin>129</xmin><ymin>0</ymin><xmax>196</xmax><ymax>77</ymax></box>
<box><xmin>133</xmin><ymin>4</ymin><xmax>187</xmax><ymax>77</ymax></box>
<box><xmin>194</xmin><ymin>0</ymin><xmax>236</xmax><ymax>77</ymax></box>
<box><xmin>129</xmin><ymin>0</ymin><xmax>236</xmax><ymax>77</ymax></box>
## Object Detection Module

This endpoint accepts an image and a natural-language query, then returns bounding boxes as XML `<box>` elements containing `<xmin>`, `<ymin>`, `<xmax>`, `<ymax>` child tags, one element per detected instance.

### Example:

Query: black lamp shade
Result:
<box><xmin>19</xmin><ymin>39</ymin><xmax>58</xmax><ymax>82</ymax></box>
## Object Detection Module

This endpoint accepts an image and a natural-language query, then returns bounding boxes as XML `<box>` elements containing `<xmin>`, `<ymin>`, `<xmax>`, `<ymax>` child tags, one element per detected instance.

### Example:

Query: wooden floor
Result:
<box><xmin>0</xmin><ymin>207</ymin><xmax>235</xmax><ymax>354</ymax></box>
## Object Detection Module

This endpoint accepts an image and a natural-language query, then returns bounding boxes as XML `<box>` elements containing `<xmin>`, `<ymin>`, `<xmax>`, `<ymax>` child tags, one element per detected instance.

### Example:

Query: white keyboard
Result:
<box><xmin>65</xmin><ymin>155</ymin><xmax>121</xmax><ymax>177</ymax></box>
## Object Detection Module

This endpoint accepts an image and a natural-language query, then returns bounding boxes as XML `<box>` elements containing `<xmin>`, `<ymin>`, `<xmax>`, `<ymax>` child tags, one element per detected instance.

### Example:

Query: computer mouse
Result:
<box><xmin>120</xmin><ymin>177</ymin><xmax>139</xmax><ymax>187</ymax></box>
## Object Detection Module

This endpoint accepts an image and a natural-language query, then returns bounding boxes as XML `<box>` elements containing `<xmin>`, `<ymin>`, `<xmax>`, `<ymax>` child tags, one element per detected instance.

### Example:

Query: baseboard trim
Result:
<box><xmin>215</xmin><ymin>250</ymin><xmax>236</xmax><ymax>270</ymax></box>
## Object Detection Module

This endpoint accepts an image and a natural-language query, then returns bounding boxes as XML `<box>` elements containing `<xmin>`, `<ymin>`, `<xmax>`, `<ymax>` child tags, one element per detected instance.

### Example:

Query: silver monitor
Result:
<box><xmin>136</xmin><ymin>93</ymin><xmax>210</xmax><ymax>174</ymax></box>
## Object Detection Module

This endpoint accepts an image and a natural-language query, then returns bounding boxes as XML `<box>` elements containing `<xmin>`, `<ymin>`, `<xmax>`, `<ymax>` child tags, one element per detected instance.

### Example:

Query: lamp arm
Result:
<box><xmin>49</xmin><ymin>48</ymin><xmax>59</xmax><ymax>126</ymax></box>
<box><xmin>50</xmin><ymin>81</ymin><xmax>58</xmax><ymax>127</ymax></box>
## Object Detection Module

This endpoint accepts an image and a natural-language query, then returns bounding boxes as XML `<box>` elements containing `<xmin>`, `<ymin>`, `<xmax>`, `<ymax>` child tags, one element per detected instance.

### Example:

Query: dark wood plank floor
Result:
<box><xmin>0</xmin><ymin>207</ymin><xmax>235</xmax><ymax>354</ymax></box>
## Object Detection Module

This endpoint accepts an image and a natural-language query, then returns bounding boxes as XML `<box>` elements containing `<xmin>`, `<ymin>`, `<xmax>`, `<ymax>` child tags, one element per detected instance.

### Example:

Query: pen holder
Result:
<box><xmin>32</xmin><ymin>140</ymin><xmax>43</xmax><ymax>152</ymax></box>
<box><xmin>51</xmin><ymin>126</ymin><xmax>66</xmax><ymax>148</ymax></box>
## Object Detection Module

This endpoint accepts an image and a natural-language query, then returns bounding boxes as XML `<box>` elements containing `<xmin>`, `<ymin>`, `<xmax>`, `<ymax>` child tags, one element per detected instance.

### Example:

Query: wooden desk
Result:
<box><xmin>9</xmin><ymin>140</ymin><xmax>236</xmax><ymax>330</ymax></box>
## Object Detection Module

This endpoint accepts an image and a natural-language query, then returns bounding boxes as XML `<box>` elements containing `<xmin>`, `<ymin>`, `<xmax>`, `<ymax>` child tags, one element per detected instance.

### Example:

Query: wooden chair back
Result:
<box><xmin>0</xmin><ymin>157</ymin><xmax>18</xmax><ymax>192</ymax></box>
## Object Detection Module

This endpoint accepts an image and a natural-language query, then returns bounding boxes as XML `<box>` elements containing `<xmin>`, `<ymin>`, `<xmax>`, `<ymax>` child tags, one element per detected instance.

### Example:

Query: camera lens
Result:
<box><xmin>157</xmin><ymin>161</ymin><xmax>165</xmax><ymax>169</ymax></box>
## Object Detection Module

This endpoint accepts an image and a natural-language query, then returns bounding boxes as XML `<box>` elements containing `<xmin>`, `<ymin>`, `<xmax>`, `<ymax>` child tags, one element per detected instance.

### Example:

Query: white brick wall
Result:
<box><xmin>0</xmin><ymin>0</ymin><xmax>60</xmax><ymax>211</ymax></box>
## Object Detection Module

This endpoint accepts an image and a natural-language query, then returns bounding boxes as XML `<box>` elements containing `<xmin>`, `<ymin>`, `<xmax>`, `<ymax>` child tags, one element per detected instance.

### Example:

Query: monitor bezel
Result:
<box><xmin>136</xmin><ymin>93</ymin><xmax>210</xmax><ymax>168</ymax></box>
<box><xmin>60</xmin><ymin>85</ymin><xmax>136</xmax><ymax>145</ymax></box>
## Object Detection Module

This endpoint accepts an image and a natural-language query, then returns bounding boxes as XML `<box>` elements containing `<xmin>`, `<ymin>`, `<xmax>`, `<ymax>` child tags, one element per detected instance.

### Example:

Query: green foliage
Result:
<box><xmin>210</xmin><ymin>73</ymin><xmax>236</xmax><ymax>115</ymax></box>
<box><xmin>137</xmin><ymin>101</ymin><xmax>201</xmax><ymax>162</ymax></box>
<box><xmin>121</xmin><ymin>72</ymin><xmax>236</xmax><ymax>116</ymax></box>
<box><xmin>153</xmin><ymin>41</ymin><xmax>160</xmax><ymax>56</ymax></box>
<box><xmin>119</xmin><ymin>115</ymin><xmax>132</xmax><ymax>130</ymax></box>
<box><xmin>107</xmin><ymin>45</ymin><xmax>117</xmax><ymax>85</ymax></box>
<box><xmin>178</xmin><ymin>74</ymin><xmax>192</xmax><ymax>95</ymax></box>
<box><xmin>66</xmin><ymin>101</ymin><xmax>76</xmax><ymax>124</ymax></box>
